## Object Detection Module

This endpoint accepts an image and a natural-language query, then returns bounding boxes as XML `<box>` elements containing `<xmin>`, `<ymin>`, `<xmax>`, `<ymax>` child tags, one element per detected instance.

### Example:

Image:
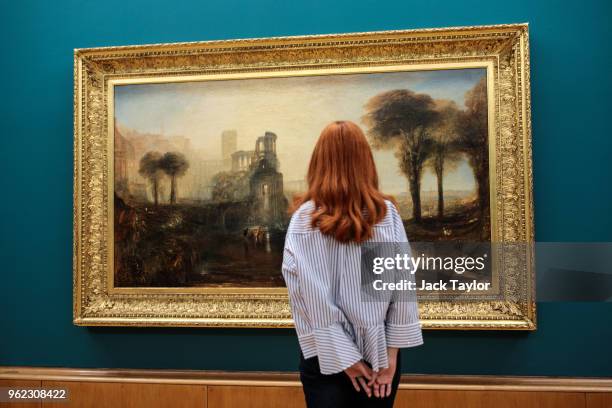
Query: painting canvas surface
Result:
<box><xmin>113</xmin><ymin>68</ymin><xmax>490</xmax><ymax>288</ymax></box>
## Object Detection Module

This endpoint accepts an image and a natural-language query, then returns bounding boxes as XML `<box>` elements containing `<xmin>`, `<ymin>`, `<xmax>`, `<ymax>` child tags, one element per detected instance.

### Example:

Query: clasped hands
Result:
<box><xmin>343</xmin><ymin>347</ymin><xmax>398</xmax><ymax>398</ymax></box>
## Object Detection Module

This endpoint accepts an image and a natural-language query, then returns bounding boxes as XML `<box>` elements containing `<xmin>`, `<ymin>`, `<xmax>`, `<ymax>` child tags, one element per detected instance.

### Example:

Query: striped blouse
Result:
<box><xmin>281</xmin><ymin>199</ymin><xmax>423</xmax><ymax>375</ymax></box>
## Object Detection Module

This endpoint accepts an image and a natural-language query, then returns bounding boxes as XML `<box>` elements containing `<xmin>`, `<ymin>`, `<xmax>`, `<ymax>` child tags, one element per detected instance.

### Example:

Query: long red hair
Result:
<box><xmin>290</xmin><ymin>120</ymin><xmax>396</xmax><ymax>243</ymax></box>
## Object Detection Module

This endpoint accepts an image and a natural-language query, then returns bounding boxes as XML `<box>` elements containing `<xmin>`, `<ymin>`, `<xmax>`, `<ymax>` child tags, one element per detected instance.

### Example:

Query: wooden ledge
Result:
<box><xmin>1</xmin><ymin>366</ymin><xmax>611</xmax><ymax>392</ymax></box>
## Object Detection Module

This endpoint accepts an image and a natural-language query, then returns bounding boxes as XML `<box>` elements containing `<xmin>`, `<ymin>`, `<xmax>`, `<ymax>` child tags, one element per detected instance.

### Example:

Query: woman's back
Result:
<box><xmin>283</xmin><ymin>198</ymin><xmax>422</xmax><ymax>374</ymax></box>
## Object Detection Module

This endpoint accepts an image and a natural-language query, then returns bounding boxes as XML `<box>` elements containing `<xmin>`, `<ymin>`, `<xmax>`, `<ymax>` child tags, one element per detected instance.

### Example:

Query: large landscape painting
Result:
<box><xmin>113</xmin><ymin>68</ymin><xmax>490</xmax><ymax>288</ymax></box>
<box><xmin>75</xmin><ymin>25</ymin><xmax>535</xmax><ymax>328</ymax></box>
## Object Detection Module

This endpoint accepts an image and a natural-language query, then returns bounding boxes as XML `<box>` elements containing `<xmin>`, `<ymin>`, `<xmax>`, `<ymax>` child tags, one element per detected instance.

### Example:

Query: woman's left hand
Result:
<box><xmin>344</xmin><ymin>360</ymin><xmax>374</xmax><ymax>397</ymax></box>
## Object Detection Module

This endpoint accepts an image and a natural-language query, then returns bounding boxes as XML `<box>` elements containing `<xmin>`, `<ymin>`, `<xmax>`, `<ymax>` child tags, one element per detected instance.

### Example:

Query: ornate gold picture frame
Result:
<box><xmin>73</xmin><ymin>23</ymin><xmax>535</xmax><ymax>329</ymax></box>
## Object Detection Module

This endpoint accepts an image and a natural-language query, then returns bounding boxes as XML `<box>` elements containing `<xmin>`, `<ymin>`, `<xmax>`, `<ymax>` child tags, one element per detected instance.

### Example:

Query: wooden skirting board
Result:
<box><xmin>1</xmin><ymin>367</ymin><xmax>611</xmax><ymax>392</ymax></box>
<box><xmin>1</xmin><ymin>366</ymin><xmax>611</xmax><ymax>408</ymax></box>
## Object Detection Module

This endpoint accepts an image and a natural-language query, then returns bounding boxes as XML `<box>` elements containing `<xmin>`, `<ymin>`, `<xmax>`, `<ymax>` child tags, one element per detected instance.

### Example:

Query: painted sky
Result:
<box><xmin>115</xmin><ymin>68</ymin><xmax>486</xmax><ymax>194</ymax></box>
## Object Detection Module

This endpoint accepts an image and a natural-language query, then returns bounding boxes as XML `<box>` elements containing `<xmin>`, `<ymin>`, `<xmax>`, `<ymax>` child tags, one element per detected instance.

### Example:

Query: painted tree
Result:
<box><xmin>456</xmin><ymin>76</ymin><xmax>489</xmax><ymax>217</ymax></box>
<box><xmin>362</xmin><ymin>89</ymin><xmax>438</xmax><ymax>222</ymax></box>
<box><xmin>159</xmin><ymin>152</ymin><xmax>189</xmax><ymax>204</ymax></box>
<box><xmin>210</xmin><ymin>171</ymin><xmax>248</xmax><ymax>231</ymax></box>
<box><xmin>210</xmin><ymin>171</ymin><xmax>248</xmax><ymax>202</ymax></box>
<box><xmin>429</xmin><ymin>100</ymin><xmax>462</xmax><ymax>219</ymax></box>
<box><xmin>138</xmin><ymin>151</ymin><xmax>163</xmax><ymax>206</ymax></box>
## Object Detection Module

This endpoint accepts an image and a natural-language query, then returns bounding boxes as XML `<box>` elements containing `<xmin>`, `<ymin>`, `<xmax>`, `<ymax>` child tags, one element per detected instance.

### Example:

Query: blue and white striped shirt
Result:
<box><xmin>282</xmin><ymin>199</ymin><xmax>423</xmax><ymax>375</ymax></box>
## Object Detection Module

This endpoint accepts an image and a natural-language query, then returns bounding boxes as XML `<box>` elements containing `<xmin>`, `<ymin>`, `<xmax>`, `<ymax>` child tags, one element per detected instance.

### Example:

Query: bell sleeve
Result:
<box><xmin>282</xmin><ymin>236</ymin><xmax>363</xmax><ymax>374</ymax></box>
<box><xmin>385</xmin><ymin>204</ymin><xmax>424</xmax><ymax>349</ymax></box>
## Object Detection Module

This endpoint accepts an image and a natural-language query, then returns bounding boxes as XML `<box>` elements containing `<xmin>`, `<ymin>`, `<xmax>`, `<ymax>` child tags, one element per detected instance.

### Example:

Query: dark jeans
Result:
<box><xmin>298</xmin><ymin>349</ymin><xmax>402</xmax><ymax>408</ymax></box>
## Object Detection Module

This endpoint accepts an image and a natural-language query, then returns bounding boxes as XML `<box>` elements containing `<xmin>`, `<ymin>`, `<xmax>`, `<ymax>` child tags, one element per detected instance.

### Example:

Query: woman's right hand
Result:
<box><xmin>373</xmin><ymin>347</ymin><xmax>398</xmax><ymax>398</ymax></box>
<box><xmin>344</xmin><ymin>360</ymin><xmax>374</xmax><ymax>397</ymax></box>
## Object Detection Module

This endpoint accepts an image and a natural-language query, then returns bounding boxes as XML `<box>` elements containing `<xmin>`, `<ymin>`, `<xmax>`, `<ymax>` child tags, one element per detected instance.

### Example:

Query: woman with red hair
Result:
<box><xmin>282</xmin><ymin>120</ymin><xmax>423</xmax><ymax>408</ymax></box>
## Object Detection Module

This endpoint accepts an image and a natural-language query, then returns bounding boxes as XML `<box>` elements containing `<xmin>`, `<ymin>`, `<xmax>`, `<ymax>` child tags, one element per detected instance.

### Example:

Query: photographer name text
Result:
<box><xmin>372</xmin><ymin>279</ymin><xmax>491</xmax><ymax>292</ymax></box>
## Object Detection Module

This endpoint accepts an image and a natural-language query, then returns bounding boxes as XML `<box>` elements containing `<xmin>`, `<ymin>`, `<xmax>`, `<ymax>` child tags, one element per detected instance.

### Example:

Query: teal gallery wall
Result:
<box><xmin>1</xmin><ymin>0</ymin><xmax>611</xmax><ymax>377</ymax></box>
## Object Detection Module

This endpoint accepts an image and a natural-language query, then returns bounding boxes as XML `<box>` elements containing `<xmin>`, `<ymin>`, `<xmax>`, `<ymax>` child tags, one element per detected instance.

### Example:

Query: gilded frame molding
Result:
<box><xmin>73</xmin><ymin>23</ymin><xmax>535</xmax><ymax>329</ymax></box>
